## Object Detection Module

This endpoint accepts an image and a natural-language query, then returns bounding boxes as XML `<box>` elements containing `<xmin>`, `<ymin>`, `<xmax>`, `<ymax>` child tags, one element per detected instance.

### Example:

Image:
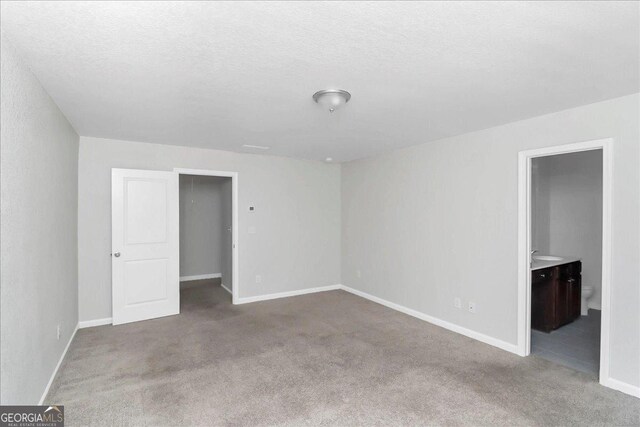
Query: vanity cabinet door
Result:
<box><xmin>531</xmin><ymin>268</ymin><xmax>555</xmax><ymax>332</ymax></box>
<box><xmin>556</xmin><ymin>277</ymin><xmax>570</xmax><ymax>326</ymax></box>
<box><xmin>567</xmin><ymin>277</ymin><xmax>581</xmax><ymax>320</ymax></box>
<box><xmin>565</xmin><ymin>262</ymin><xmax>582</xmax><ymax>321</ymax></box>
<box><xmin>557</xmin><ymin>261</ymin><xmax>582</xmax><ymax>325</ymax></box>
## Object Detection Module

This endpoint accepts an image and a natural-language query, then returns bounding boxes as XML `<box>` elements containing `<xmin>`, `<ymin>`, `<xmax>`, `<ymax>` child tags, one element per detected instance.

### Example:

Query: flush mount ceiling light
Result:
<box><xmin>313</xmin><ymin>89</ymin><xmax>351</xmax><ymax>113</ymax></box>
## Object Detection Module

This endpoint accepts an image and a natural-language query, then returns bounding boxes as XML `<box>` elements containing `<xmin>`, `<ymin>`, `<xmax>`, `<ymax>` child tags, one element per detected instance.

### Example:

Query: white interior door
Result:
<box><xmin>112</xmin><ymin>168</ymin><xmax>179</xmax><ymax>325</ymax></box>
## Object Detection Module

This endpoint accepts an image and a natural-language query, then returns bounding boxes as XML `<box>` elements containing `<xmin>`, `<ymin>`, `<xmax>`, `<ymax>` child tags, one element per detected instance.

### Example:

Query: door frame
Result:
<box><xmin>517</xmin><ymin>138</ymin><xmax>612</xmax><ymax>384</ymax></box>
<box><xmin>174</xmin><ymin>168</ymin><xmax>240</xmax><ymax>304</ymax></box>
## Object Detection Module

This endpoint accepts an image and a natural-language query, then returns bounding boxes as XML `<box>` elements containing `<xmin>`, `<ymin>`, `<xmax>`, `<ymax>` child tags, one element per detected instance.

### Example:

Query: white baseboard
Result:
<box><xmin>78</xmin><ymin>317</ymin><xmax>112</xmax><ymax>328</ymax></box>
<box><xmin>601</xmin><ymin>377</ymin><xmax>640</xmax><ymax>398</ymax></box>
<box><xmin>180</xmin><ymin>273</ymin><xmax>221</xmax><ymax>282</ymax></box>
<box><xmin>39</xmin><ymin>323</ymin><xmax>78</xmax><ymax>404</ymax></box>
<box><xmin>340</xmin><ymin>285</ymin><xmax>640</xmax><ymax>398</ymax></box>
<box><xmin>221</xmin><ymin>283</ymin><xmax>232</xmax><ymax>295</ymax></box>
<box><xmin>235</xmin><ymin>283</ymin><xmax>515</xmax><ymax>354</ymax></box>
<box><xmin>340</xmin><ymin>285</ymin><xmax>520</xmax><ymax>355</ymax></box>
<box><xmin>235</xmin><ymin>284</ymin><xmax>342</xmax><ymax>304</ymax></box>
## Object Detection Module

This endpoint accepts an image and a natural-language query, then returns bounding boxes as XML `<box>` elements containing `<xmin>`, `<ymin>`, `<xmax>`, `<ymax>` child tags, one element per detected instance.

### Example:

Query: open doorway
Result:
<box><xmin>529</xmin><ymin>150</ymin><xmax>602</xmax><ymax>375</ymax></box>
<box><xmin>518</xmin><ymin>139</ymin><xmax>613</xmax><ymax>386</ymax></box>
<box><xmin>175</xmin><ymin>168</ymin><xmax>239</xmax><ymax>306</ymax></box>
<box><xmin>179</xmin><ymin>174</ymin><xmax>233</xmax><ymax>308</ymax></box>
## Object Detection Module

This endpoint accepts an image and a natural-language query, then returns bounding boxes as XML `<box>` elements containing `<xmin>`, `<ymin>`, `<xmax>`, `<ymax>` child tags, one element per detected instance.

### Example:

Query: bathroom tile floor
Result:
<box><xmin>531</xmin><ymin>309</ymin><xmax>601</xmax><ymax>375</ymax></box>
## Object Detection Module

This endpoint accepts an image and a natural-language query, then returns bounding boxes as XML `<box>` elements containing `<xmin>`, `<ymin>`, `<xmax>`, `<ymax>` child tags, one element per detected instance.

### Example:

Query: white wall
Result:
<box><xmin>78</xmin><ymin>137</ymin><xmax>341</xmax><ymax>321</ymax></box>
<box><xmin>341</xmin><ymin>94</ymin><xmax>639</xmax><ymax>389</ymax></box>
<box><xmin>0</xmin><ymin>37</ymin><xmax>79</xmax><ymax>404</ymax></box>
<box><xmin>179</xmin><ymin>175</ymin><xmax>229</xmax><ymax>278</ymax></box>
<box><xmin>532</xmin><ymin>151</ymin><xmax>603</xmax><ymax>309</ymax></box>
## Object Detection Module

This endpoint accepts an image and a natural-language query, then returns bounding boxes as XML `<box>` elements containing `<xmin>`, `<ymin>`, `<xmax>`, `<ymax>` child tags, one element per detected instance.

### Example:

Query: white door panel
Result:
<box><xmin>125</xmin><ymin>179</ymin><xmax>168</xmax><ymax>244</ymax></box>
<box><xmin>112</xmin><ymin>169</ymin><xmax>179</xmax><ymax>325</ymax></box>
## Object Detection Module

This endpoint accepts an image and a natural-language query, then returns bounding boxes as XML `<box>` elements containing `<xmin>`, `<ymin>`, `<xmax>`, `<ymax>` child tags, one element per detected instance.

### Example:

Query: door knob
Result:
<box><xmin>114</xmin><ymin>252</ymin><xmax>121</xmax><ymax>258</ymax></box>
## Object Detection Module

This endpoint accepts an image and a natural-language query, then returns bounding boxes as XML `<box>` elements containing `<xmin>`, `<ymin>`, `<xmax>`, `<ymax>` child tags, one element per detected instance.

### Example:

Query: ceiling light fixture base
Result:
<box><xmin>313</xmin><ymin>89</ymin><xmax>351</xmax><ymax>112</ymax></box>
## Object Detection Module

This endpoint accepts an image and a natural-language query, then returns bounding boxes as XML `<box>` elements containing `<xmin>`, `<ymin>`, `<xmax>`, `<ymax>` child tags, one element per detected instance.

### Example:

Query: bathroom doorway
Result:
<box><xmin>529</xmin><ymin>150</ymin><xmax>602</xmax><ymax>374</ymax></box>
<box><xmin>517</xmin><ymin>139</ymin><xmax>612</xmax><ymax>386</ymax></box>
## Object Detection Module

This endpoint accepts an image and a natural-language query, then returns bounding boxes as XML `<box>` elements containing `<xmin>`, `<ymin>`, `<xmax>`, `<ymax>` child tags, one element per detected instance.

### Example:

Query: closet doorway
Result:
<box><xmin>175</xmin><ymin>168</ymin><xmax>239</xmax><ymax>304</ymax></box>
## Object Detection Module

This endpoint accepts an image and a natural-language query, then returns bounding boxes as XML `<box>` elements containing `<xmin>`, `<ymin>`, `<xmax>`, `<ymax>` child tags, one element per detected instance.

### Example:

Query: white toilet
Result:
<box><xmin>581</xmin><ymin>285</ymin><xmax>594</xmax><ymax>316</ymax></box>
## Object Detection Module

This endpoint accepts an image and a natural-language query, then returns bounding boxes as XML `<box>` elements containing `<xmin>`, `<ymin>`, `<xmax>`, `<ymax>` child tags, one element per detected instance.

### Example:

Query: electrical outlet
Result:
<box><xmin>356</xmin><ymin>270</ymin><xmax>362</xmax><ymax>279</ymax></box>
<box><xmin>454</xmin><ymin>297</ymin><xmax>461</xmax><ymax>309</ymax></box>
<box><xmin>255</xmin><ymin>275</ymin><xmax>262</xmax><ymax>284</ymax></box>
<box><xmin>56</xmin><ymin>324</ymin><xmax>61</xmax><ymax>340</ymax></box>
<box><xmin>468</xmin><ymin>302</ymin><xmax>476</xmax><ymax>313</ymax></box>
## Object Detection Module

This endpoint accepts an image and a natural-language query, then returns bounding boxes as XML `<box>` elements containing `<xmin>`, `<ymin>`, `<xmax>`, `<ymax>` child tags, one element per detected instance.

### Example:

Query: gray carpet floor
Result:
<box><xmin>532</xmin><ymin>309</ymin><xmax>601</xmax><ymax>375</ymax></box>
<box><xmin>47</xmin><ymin>280</ymin><xmax>639</xmax><ymax>426</ymax></box>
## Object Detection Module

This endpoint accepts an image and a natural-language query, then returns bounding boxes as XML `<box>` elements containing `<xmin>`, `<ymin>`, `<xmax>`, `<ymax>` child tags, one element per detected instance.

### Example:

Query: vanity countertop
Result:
<box><xmin>531</xmin><ymin>255</ymin><xmax>581</xmax><ymax>271</ymax></box>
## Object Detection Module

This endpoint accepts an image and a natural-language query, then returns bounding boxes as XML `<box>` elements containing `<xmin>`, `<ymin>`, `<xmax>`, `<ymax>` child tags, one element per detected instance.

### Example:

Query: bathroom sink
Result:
<box><xmin>533</xmin><ymin>255</ymin><xmax>564</xmax><ymax>262</ymax></box>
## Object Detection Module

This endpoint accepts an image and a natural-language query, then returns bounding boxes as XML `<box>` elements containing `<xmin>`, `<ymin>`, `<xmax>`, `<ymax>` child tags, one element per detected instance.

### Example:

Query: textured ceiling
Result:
<box><xmin>1</xmin><ymin>1</ymin><xmax>638</xmax><ymax>162</ymax></box>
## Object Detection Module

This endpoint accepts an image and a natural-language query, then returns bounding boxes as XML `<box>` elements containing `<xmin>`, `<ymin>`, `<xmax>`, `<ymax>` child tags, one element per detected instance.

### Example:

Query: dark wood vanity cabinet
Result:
<box><xmin>531</xmin><ymin>261</ymin><xmax>581</xmax><ymax>333</ymax></box>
